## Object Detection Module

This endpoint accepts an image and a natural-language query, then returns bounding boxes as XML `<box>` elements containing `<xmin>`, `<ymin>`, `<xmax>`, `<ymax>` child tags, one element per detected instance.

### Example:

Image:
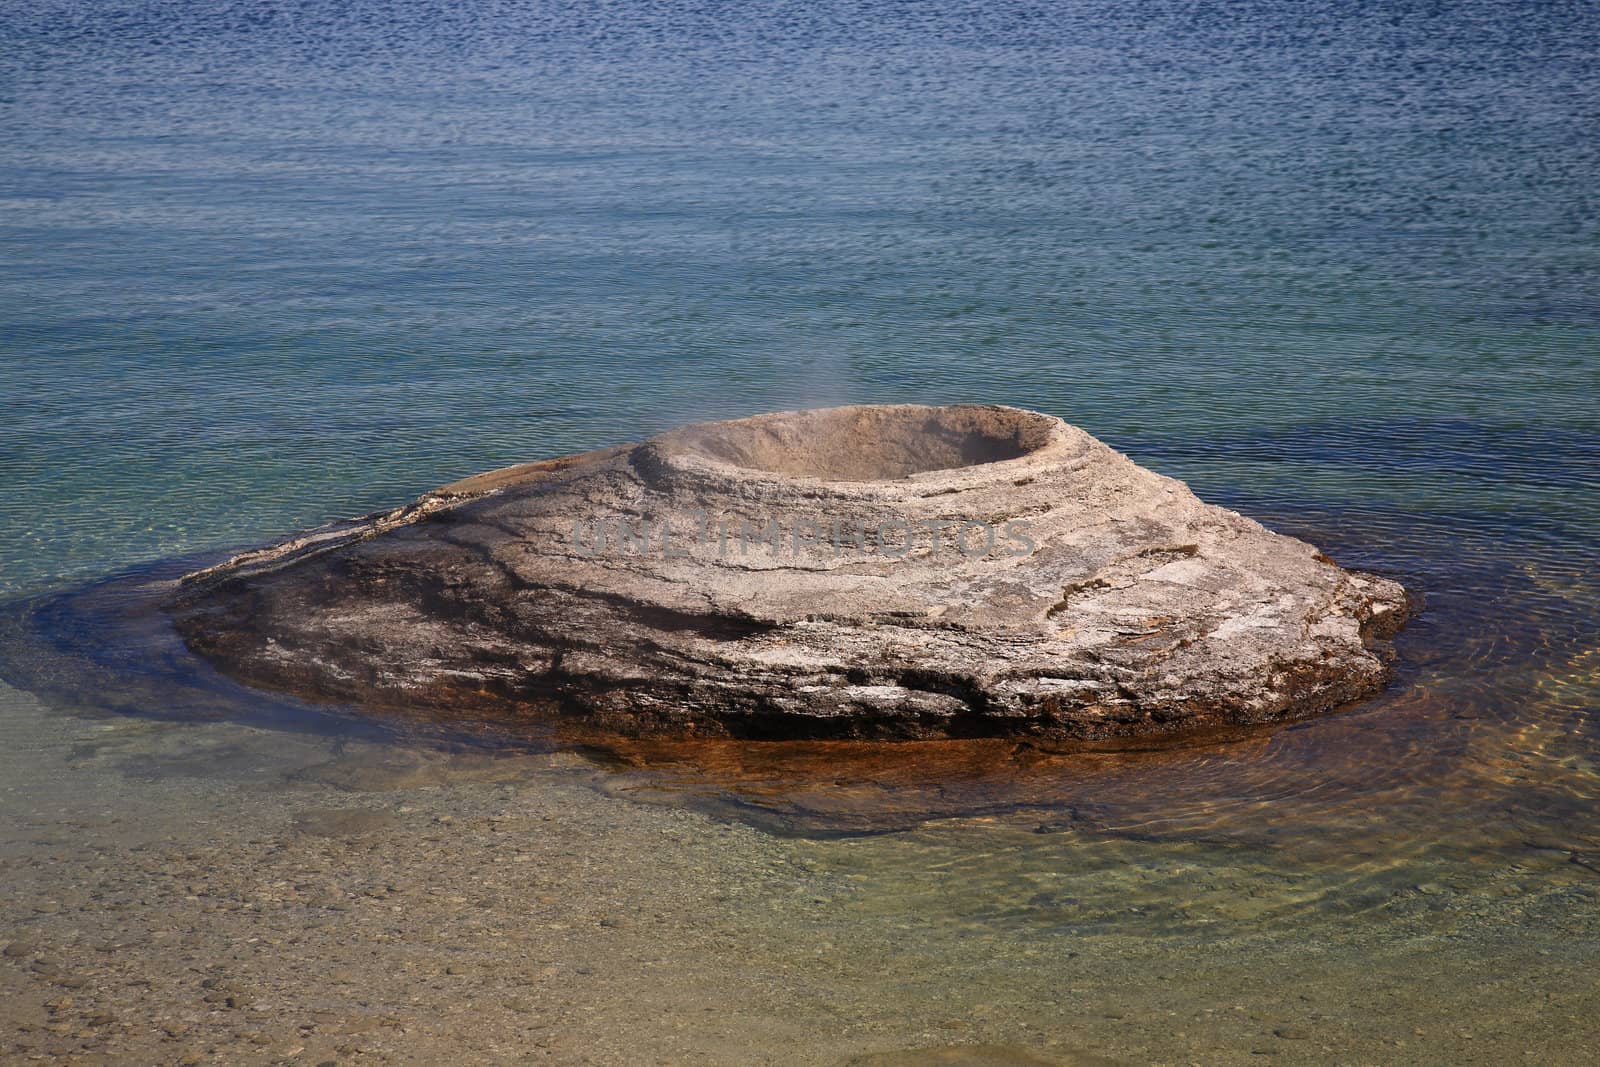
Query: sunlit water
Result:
<box><xmin>3</xmin><ymin>1</ymin><xmax>1598</xmax><ymax>1060</ymax></box>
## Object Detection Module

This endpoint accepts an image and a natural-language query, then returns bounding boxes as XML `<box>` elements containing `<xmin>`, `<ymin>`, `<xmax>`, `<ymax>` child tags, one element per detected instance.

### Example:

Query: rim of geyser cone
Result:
<box><xmin>632</xmin><ymin>403</ymin><xmax>1081</xmax><ymax>494</ymax></box>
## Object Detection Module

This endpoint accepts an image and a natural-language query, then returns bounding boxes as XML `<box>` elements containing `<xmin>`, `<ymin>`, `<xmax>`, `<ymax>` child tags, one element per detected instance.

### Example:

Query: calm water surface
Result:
<box><xmin>2</xmin><ymin>0</ymin><xmax>1598</xmax><ymax>1061</ymax></box>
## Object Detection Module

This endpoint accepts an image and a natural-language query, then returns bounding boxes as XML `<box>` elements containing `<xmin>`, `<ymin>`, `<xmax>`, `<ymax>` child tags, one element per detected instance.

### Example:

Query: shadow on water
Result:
<box><xmin>0</xmin><ymin>500</ymin><xmax>1596</xmax><ymax>860</ymax></box>
<box><xmin>0</xmin><ymin>554</ymin><xmax>407</xmax><ymax>744</ymax></box>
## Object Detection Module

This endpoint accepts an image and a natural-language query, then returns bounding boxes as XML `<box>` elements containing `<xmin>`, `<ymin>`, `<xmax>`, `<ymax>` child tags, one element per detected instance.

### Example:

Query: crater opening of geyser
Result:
<box><xmin>667</xmin><ymin>404</ymin><xmax>1055</xmax><ymax>482</ymax></box>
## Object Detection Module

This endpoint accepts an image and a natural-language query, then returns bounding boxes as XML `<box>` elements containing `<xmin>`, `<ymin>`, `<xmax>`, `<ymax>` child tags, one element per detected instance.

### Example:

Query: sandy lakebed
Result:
<box><xmin>3</xmin><ymin>675</ymin><xmax>1598</xmax><ymax>1066</ymax></box>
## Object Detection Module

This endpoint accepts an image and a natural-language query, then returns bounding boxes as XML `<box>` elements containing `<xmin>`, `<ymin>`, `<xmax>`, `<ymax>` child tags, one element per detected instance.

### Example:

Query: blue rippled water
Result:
<box><xmin>4</xmin><ymin>0</ymin><xmax>1596</xmax><ymax>599</ymax></box>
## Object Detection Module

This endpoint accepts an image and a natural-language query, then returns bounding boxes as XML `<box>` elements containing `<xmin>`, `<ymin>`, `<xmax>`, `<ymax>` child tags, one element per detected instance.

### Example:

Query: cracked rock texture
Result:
<box><xmin>167</xmin><ymin>404</ymin><xmax>1410</xmax><ymax>741</ymax></box>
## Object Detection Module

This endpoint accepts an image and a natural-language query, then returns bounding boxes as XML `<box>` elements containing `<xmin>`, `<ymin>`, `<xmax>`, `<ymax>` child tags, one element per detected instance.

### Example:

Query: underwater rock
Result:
<box><xmin>166</xmin><ymin>404</ymin><xmax>1409</xmax><ymax>741</ymax></box>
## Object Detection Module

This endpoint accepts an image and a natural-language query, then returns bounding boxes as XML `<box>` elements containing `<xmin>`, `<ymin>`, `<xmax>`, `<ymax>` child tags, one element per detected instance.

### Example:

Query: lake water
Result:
<box><xmin>2</xmin><ymin>1</ymin><xmax>1598</xmax><ymax>1063</ymax></box>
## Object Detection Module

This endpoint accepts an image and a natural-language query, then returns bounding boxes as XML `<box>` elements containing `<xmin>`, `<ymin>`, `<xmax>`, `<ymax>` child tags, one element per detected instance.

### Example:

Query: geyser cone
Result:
<box><xmin>166</xmin><ymin>404</ymin><xmax>1410</xmax><ymax>741</ymax></box>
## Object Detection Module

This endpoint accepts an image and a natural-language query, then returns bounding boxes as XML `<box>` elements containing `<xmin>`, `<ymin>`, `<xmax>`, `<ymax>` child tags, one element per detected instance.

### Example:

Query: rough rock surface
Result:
<box><xmin>167</xmin><ymin>405</ymin><xmax>1410</xmax><ymax>741</ymax></box>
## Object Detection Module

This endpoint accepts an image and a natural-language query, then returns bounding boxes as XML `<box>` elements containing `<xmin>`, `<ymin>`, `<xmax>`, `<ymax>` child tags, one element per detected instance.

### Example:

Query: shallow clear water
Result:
<box><xmin>2</xmin><ymin>1</ymin><xmax>1598</xmax><ymax>1062</ymax></box>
